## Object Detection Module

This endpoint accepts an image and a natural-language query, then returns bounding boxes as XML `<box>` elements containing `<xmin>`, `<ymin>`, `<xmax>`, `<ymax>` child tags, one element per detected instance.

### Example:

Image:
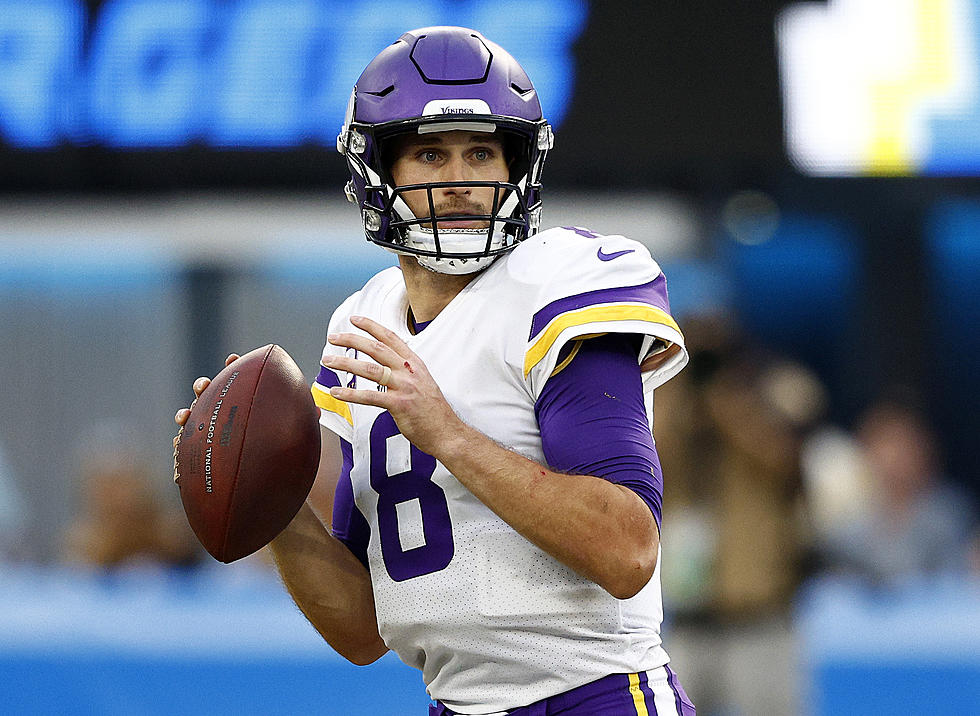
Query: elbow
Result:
<box><xmin>602</xmin><ymin>545</ymin><xmax>658</xmax><ymax>600</ymax></box>
<box><xmin>333</xmin><ymin>639</ymin><xmax>388</xmax><ymax>666</ymax></box>
<box><xmin>344</xmin><ymin>649</ymin><xmax>387</xmax><ymax>667</ymax></box>
<box><xmin>604</xmin><ymin>564</ymin><xmax>655</xmax><ymax>600</ymax></box>
<box><xmin>309</xmin><ymin>612</ymin><xmax>388</xmax><ymax>665</ymax></box>
<box><xmin>599</xmin><ymin>487</ymin><xmax>661</xmax><ymax>599</ymax></box>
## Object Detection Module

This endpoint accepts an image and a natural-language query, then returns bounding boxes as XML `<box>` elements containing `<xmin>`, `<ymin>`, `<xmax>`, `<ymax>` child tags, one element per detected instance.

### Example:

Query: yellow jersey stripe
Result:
<box><xmin>628</xmin><ymin>672</ymin><xmax>649</xmax><ymax>716</ymax></box>
<box><xmin>311</xmin><ymin>382</ymin><xmax>353</xmax><ymax>426</ymax></box>
<box><xmin>524</xmin><ymin>304</ymin><xmax>682</xmax><ymax>377</ymax></box>
<box><xmin>550</xmin><ymin>339</ymin><xmax>583</xmax><ymax>377</ymax></box>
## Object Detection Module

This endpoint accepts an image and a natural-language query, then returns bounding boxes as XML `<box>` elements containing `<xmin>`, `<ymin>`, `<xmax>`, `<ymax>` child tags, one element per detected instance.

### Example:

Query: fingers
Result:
<box><xmin>327</xmin><ymin>385</ymin><xmax>388</xmax><ymax>409</ymax></box>
<box><xmin>173</xmin><ymin>376</ymin><xmax>210</xmax><ymax>425</ymax></box>
<box><xmin>174</xmin><ymin>354</ymin><xmax>239</xmax><ymax>459</ymax></box>
<box><xmin>193</xmin><ymin>377</ymin><xmax>210</xmax><ymax>396</ymax></box>
<box><xmin>350</xmin><ymin>315</ymin><xmax>415</xmax><ymax>359</ymax></box>
<box><xmin>322</xmin><ymin>354</ymin><xmax>392</xmax><ymax>387</ymax></box>
<box><xmin>328</xmin><ymin>331</ymin><xmax>402</xmax><ymax>368</ymax></box>
<box><xmin>326</xmin><ymin>317</ymin><xmax>435</xmax><ymax>395</ymax></box>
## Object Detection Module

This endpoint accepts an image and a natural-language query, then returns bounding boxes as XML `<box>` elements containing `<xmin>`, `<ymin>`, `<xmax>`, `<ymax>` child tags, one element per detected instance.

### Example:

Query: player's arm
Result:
<box><xmin>268</xmin><ymin>425</ymin><xmax>387</xmax><ymax>665</ymax></box>
<box><xmin>175</xmin><ymin>365</ymin><xmax>386</xmax><ymax>665</ymax></box>
<box><xmin>441</xmin><ymin>419</ymin><xmax>660</xmax><ymax>601</ymax></box>
<box><xmin>324</xmin><ymin>317</ymin><xmax>661</xmax><ymax>600</ymax></box>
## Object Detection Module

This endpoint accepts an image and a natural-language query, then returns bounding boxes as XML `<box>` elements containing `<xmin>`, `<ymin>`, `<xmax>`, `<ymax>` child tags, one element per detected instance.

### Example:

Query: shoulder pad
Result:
<box><xmin>515</xmin><ymin>227</ymin><xmax>687</xmax><ymax>395</ymax></box>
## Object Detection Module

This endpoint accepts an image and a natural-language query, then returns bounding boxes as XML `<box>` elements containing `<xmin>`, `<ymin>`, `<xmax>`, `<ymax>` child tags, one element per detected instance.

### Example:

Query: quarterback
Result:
<box><xmin>177</xmin><ymin>27</ymin><xmax>694</xmax><ymax>716</ymax></box>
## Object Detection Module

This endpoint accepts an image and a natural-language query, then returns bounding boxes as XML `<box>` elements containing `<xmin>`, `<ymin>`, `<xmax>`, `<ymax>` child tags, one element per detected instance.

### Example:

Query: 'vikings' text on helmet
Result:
<box><xmin>337</xmin><ymin>26</ymin><xmax>554</xmax><ymax>274</ymax></box>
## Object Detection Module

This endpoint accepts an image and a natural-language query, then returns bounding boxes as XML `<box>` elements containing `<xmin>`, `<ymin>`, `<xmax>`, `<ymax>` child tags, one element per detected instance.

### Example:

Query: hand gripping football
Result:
<box><xmin>174</xmin><ymin>344</ymin><xmax>320</xmax><ymax>562</ymax></box>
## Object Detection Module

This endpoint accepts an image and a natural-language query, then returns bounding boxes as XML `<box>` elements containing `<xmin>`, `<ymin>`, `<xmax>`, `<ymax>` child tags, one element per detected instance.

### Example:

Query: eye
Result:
<box><xmin>473</xmin><ymin>148</ymin><xmax>491</xmax><ymax>161</ymax></box>
<box><xmin>420</xmin><ymin>150</ymin><xmax>440</xmax><ymax>162</ymax></box>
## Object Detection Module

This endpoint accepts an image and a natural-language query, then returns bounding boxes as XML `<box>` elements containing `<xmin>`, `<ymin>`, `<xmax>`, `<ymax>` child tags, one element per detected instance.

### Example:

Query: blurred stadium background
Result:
<box><xmin>1</xmin><ymin>1</ymin><xmax>978</xmax><ymax>714</ymax></box>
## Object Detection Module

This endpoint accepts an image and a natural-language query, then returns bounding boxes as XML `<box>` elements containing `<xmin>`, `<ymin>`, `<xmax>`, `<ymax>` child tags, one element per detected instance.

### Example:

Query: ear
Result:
<box><xmin>380</xmin><ymin>132</ymin><xmax>413</xmax><ymax>180</ymax></box>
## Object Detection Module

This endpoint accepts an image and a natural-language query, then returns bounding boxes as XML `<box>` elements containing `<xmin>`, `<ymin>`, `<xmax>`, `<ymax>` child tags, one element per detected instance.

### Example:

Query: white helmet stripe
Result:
<box><xmin>497</xmin><ymin>183</ymin><xmax>520</xmax><ymax>218</ymax></box>
<box><xmin>391</xmin><ymin>190</ymin><xmax>417</xmax><ymax>221</ymax></box>
<box><xmin>362</xmin><ymin>163</ymin><xmax>383</xmax><ymax>187</ymax></box>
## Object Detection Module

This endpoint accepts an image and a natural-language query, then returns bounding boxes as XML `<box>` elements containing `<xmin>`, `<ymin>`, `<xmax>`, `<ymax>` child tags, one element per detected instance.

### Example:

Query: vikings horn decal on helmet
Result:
<box><xmin>337</xmin><ymin>26</ymin><xmax>554</xmax><ymax>274</ymax></box>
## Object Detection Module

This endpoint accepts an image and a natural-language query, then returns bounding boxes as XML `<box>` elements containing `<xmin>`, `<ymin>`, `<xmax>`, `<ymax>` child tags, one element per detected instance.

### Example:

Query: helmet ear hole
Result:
<box><xmin>377</xmin><ymin>131</ymin><xmax>408</xmax><ymax>181</ymax></box>
<box><xmin>500</xmin><ymin>131</ymin><xmax>525</xmax><ymax>181</ymax></box>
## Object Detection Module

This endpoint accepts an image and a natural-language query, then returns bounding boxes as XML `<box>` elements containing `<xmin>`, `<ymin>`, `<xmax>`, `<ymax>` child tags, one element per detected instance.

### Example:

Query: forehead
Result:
<box><xmin>390</xmin><ymin>129</ymin><xmax>504</xmax><ymax>154</ymax></box>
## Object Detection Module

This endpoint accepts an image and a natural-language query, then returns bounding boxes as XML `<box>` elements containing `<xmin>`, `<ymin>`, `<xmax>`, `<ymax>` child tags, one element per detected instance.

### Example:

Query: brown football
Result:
<box><xmin>175</xmin><ymin>344</ymin><xmax>320</xmax><ymax>563</ymax></box>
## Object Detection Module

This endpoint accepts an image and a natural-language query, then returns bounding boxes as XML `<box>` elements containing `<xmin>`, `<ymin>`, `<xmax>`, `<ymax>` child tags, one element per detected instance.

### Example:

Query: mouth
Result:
<box><xmin>435</xmin><ymin>219</ymin><xmax>483</xmax><ymax>229</ymax></box>
<box><xmin>430</xmin><ymin>212</ymin><xmax>488</xmax><ymax>230</ymax></box>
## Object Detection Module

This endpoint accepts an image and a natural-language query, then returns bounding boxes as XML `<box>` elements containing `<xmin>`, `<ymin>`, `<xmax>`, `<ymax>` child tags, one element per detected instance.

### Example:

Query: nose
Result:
<box><xmin>439</xmin><ymin>154</ymin><xmax>472</xmax><ymax>195</ymax></box>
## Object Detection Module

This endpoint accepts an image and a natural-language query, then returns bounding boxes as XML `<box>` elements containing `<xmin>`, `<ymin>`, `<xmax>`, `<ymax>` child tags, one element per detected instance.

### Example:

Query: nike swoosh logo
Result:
<box><xmin>597</xmin><ymin>247</ymin><xmax>635</xmax><ymax>261</ymax></box>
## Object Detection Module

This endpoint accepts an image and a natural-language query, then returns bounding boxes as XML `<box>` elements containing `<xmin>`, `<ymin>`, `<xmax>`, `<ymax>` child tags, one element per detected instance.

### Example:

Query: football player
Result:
<box><xmin>177</xmin><ymin>26</ymin><xmax>694</xmax><ymax>715</ymax></box>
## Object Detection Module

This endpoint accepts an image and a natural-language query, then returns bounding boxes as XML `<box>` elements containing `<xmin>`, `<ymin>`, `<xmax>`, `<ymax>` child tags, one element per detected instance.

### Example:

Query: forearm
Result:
<box><xmin>437</xmin><ymin>422</ymin><xmax>659</xmax><ymax>599</ymax></box>
<box><xmin>269</xmin><ymin>503</ymin><xmax>387</xmax><ymax>665</ymax></box>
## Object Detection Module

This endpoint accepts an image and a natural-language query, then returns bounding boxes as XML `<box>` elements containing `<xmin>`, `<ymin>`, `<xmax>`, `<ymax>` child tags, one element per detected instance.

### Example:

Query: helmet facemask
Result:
<box><xmin>386</xmin><ymin>177</ymin><xmax>528</xmax><ymax>274</ymax></box>
<box><xmin>341</xmin><ymin>118</ymin><xmax>550</xmax><ymax>274</ymax></box>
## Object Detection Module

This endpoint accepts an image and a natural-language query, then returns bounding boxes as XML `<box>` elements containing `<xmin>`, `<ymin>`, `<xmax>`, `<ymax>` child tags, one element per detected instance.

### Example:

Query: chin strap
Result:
<box><xmin>410</xmin><ymin>228</ymin><xmax>502</xmax><ymax>274</ymax></box>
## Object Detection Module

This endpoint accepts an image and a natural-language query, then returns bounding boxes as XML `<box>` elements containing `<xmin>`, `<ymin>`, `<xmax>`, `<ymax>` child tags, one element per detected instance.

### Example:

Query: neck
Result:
<box><xmin>398</xmin><ymin>255</ymin><xmax>479</xmax><ymax>323</ymax></box>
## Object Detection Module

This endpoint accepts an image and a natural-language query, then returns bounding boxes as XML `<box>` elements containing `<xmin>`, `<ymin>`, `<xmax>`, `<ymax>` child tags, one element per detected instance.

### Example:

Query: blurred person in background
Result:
<box><xmin>62</xmin><ymin>453</ymin><xmax>201</xmax><ymax>570</ymax></box>
<box><xmin>808</xmin><ymin>396</ymin><xmax>976</xmax><ymax>587</ymax></box>
<box><xmin>656</xmin><ymin>314</ymin><xmax>825</xmax><ymax>716</ymax></box>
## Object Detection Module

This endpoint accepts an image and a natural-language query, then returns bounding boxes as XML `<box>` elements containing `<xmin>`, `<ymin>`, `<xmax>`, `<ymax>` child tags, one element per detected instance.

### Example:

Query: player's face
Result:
<box><xmin>388</xmin><ymin>130</ymin><xmax>509</xmax><ymax>229</ymax></box>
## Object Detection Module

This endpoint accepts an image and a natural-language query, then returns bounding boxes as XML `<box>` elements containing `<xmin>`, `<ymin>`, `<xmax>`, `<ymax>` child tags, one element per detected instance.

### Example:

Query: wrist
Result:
<box><xmin>431</xmin><ymin>418</ymin><xmax>482</xmax><ymax>467</ymax></box>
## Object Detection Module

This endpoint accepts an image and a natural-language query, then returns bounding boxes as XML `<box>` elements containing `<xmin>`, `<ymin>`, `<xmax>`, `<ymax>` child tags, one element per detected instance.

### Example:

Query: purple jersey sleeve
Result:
<box><xmin>317</xmin><ymin>366</ymin><xmax>370</xmax><ymax>567</ymax></box>
<box><xmin>534</xmin><ymin>333</ymin><xmax>664</xmax><ymax>529</ymax></box>
<box><xmin>331</xmin><ymin>438</ymin><xmax>371</xmax><ymax>568</ymax></box>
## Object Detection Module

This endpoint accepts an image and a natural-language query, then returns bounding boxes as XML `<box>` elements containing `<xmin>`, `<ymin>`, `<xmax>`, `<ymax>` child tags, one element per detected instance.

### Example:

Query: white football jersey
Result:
<box><xmin>313</xmin><ymin>226</ymin><xmax>688</xmax><ymax>714</ymax></box>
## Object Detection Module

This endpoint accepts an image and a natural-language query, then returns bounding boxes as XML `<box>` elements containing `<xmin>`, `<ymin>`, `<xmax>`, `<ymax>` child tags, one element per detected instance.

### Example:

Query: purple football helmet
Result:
<box><xmin>337</xmin><ymin>26</ymin><xmax>554</xmax><ymax>274</ymax></box>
